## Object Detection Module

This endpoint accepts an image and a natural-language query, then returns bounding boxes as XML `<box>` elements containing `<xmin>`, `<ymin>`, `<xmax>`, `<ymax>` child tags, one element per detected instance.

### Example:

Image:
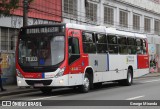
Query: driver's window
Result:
<box><xmin>68</xmin><ymin>37</ymin><xmax>80</xmax><ymax>55</ymax></box>
<box><xmin>68</xmin><ymin>37</ymin><xmax>80</xmax><ymax>64</ymax></box>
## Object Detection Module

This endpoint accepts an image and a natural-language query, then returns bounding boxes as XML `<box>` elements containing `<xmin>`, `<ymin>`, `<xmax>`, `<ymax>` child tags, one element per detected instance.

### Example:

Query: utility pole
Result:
<box><xmin>23</xmin><ymin>0</ymin><xmax>28</xmax><ymax>27</ymax></box>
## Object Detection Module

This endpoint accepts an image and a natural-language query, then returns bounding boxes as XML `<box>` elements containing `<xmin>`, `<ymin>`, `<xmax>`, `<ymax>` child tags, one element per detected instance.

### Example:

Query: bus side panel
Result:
<box><xmin>67</xmin><ymin>29</ymin><xmax>89</xmax><ymax>86</ymax></box>
<box><xmin>109</xmin><ymin>55</ymin><xmax>137</xmax><ymax>81</ymax></box>
<box><xmin>137</xmin><ymin>55</ymin><xmax>149</xmax><ymax>69</ymax></box>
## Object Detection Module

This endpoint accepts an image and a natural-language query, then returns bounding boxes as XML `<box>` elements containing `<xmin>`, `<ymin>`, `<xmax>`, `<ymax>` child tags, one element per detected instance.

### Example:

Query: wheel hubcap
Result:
<box><xmin>128</xmin><ymin>73</ymin><xmax>132</xmax><ymax>83</ymax></box>
<box><xmin>84</xmin><ymin>77</ymin><xmax>89</xmax><ymax>89</ymax></box>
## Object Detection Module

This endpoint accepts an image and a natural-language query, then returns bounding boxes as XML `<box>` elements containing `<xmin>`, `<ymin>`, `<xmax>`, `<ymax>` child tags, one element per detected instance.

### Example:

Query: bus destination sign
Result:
<box><xmin>26</xmin><ymin>26</ymin><xmax>64</xmax><ymax>34</ymax></box>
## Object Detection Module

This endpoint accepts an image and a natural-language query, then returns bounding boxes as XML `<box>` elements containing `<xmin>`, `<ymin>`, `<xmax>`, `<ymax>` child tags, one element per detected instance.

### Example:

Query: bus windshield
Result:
<box><xmin>18</xmin><ymin>34</ymin><xmax>65</xmax><ymax>67</ymax></box>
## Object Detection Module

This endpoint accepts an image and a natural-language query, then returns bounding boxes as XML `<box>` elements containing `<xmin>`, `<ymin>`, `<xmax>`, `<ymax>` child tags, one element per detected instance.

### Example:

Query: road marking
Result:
<box><xmin>140</xmin><ymin>79</ymin><xmax>160</xmax><ymax>84</ymax></box>
<box><xmin>126</xmin><ymin>95</ymin><xmax>144</xmax><ymax>100</ymax></box>
<box><xmin>31</xmin><ymin>96</ymin><xmax>59</xmax><ymax>100</ymax></box>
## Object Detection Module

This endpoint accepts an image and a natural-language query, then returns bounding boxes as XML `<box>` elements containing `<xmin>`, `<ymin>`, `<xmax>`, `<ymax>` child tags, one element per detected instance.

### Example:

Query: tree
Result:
<box><xmin>0</xmin><ymin>0</ymin><xmax>33</xmax><ymax>17</ymax></box>
<box><xmin>0</xmin><ymin>0</ymin><xmax>19</xmax><ymax>16</ymax></box>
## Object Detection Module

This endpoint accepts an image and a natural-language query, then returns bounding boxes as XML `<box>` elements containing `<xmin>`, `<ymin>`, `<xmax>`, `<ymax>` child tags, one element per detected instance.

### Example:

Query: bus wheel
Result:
<box><xmin>118</xmin><ymin>69</ymin><xmax>133</xmax><ymax>86</ymax></box>
<box><xmin>40</xmin><ymin>87</ymin><xmax>52</xmax><ymax>94</ymax></box>
<box><xmin>124</xmin><ymin>69</ymin><xmax>133</xmax><ymax>86</ymax></box>
<box><xmin>94</xmin><ymin>82</ymin><xmax>102</xmax><ymax>89</ymax></box>
<box><xmin>79</xmin><ymin>73</ymin><xmax>90</xmax><ymax>93</ymax></box>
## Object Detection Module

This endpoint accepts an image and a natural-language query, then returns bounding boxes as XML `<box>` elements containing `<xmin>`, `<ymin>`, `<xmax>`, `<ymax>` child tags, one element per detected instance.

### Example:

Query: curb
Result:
<box><xmin>136</xmin><ymin>73</ymin><xmax>160</xmax><ymax>79</ymax></box>
<box><xmin>0</xmin><ymin>89</ymin><xmax>39</xmax><ymax>97</ymax></box>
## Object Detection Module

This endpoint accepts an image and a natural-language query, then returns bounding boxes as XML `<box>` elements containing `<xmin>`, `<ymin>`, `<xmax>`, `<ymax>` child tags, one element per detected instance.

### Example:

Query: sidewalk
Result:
<box><xmin>0</xmin><ymin>72</ymin><xmax>160</xmax><ymax>97</ymax></box>
<box><xmin>0</xmin><ymin>85</ymin><xmax>38</xmax><ymax>98</ymax></box>
<box><xmin>140</xmin><ymin>72</ymin><xmax>160</xmax><ymax>78</ymax></box>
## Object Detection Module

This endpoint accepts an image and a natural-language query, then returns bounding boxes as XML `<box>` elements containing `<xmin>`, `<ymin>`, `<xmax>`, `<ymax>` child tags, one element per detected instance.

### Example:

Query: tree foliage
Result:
<box><xmin>0</xmin><ymin>0</ymin><xmax>33</xmax><ymax>16</ymax></box>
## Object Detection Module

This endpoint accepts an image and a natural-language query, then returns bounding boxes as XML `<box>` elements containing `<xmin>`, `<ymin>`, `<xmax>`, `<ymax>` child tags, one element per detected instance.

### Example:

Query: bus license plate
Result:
<box><xmin>34</xmin><ymin>83</ymin><xmax>44</xmax><ymax>87</ymax></box>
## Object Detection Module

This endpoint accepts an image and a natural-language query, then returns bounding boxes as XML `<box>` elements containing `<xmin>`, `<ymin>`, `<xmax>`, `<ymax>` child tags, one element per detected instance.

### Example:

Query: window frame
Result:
<box><xmin>144</xmin><ymin>17</ymin><xmax>151</xmax><ymax>33</ymax></box>
<box><xmin>85</xmin><ymin>2</ymin><xmax>98</xmax><ymax>22</ymax></box>
<box><xmin>133</xmin><ymin>14</ymin><xmax>140</xmax><ymax>31</ymax></box>
<box><xmin>104</xmin><ymin>6</ymin><xmax>114</xmax><ymax>25</ymax></box>
<box><xmin>63</xmin><ymin>0</ymin><xmax>78</xmax><ymax>18</ymax></box>
<box><xmin>119</xmin><ymin>10</ymin><xmax>128</xmax><ymax>28</ymax></box>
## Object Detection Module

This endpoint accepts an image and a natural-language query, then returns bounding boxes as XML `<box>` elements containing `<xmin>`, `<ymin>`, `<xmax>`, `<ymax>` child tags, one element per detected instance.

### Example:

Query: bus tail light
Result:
<box><xmin>16</xmin><ymin>69</ymin><xmax>24</xmax><ymax>78</ymax></box>
<box><xmin>55</xmin><ymin>67</ymin><xmax>66</xmax><ymax>78</ymax></box>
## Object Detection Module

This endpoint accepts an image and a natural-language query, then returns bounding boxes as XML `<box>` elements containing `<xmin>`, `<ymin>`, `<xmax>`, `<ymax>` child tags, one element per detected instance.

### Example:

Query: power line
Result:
<box><xmin>15</xmin><ymin>0</ymin><xmax>160</xmax><ymax>34</ymax></box>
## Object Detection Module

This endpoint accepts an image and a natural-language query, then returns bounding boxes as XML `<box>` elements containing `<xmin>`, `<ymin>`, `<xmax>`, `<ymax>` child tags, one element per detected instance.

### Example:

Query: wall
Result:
<box><xmin>119</xmin><ymin>0</ymin><xmax>160</xmax><ymax>14</ymax></box>
<box><xmin>0</xmin><ymin>16</ymin><xmax>57</xmax><ymax>28</ymax></box>
<box><xmin>13</xmin><ymin>0</ymin><xmax>62</xmax><ymax>22</ymax></box>
<box><xmin>1</xmin><ymin>52</ymin><xmax>16</xmax><ymax>85</ymax></box>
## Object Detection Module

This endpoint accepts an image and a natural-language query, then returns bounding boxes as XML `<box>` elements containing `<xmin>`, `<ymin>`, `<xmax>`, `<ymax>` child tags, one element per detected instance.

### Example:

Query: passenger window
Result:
<box><xmin>96</xmin><ymin>34</ymin><xmax>107</xmax><ymax>53</ymax></box>
<box><xmin>142</xmin><ymin>40</ymin><xmax>147</xmax><ymax>54</ymax></box>
<box><xmin>118</xmin><ymin>36</ymin><xmax>128</xmax><ymax>54</ymax></box>
<box><xmin>108</xmin><ymin>35</ymin><xmax>117</xmax><ymax>44</ymax></box>
<box><xmin>127</xmin><ymin>38</ymin><xmax>136</xmax><ymax>54</ymax></box>
<box><xmin>108</xmin><ymin>35</ymin><xmax>118</xmax><ymax>54</ymax></box>
<box><xmin>118</xmin><ymin>36</ymin><xmax>126</xmax><ymax>45</ymax></box>
<box><xmin>136</xmin><ymin>39</ymin><xmax>143</xmax><ymax>54</ymax></box>
<box><xmin>83</xmin><ymin>32</ymin><xmax>96</xmax><ymax>53</ymax></box>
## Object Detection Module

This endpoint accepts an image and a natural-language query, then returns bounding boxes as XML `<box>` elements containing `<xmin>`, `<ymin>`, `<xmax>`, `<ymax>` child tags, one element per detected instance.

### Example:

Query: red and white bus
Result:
<box><xmin>16</xmin><ymin>23</ymin><xmax>149</xmax><ymax>93</ymax></box>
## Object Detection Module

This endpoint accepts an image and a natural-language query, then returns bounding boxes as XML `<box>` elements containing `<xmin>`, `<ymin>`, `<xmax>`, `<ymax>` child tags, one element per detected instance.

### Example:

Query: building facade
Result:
<box><xmin>62</xmin><ymin>0</ymin><xmax>160</xmax><ymax>72</ymax></box>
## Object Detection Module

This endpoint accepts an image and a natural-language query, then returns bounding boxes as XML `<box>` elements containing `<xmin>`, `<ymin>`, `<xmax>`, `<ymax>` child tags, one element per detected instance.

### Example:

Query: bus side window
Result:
<box><xmin>96</xmin><ymin>34</ymin><xmax>107</xmax><ymax>53</ymax></box>
<box><xmin>107</xmin><ymin>35</ymin><xmax>118</xmax><ymax>54</ymax></box>
<box><xmin>142</xmin><ymin>39</ymin><xmax>147</xmax><ymax>54</ymax></box>
<box><xmin>68</xmin><ymin>37</ymin><xmax>80</xmax><ymax>64</ymax></box>
<box><xmin>127</xmin><ymin>37</ymin><xmax>136</xmax><ymax>54</ymax></box>
<box><xmin>82</xmin><ymin>32</ymin><xmax>96</xmax><ymax>53</ymax></box>
<box><xmin>136</xmin><ymin>39</ymin><xmax>143</xmax><ymax>54</ymax></box>
<box><xmin>118</xmin><ymin>36</ymin><xmax>128</xmax><ymax>54</ymax></box>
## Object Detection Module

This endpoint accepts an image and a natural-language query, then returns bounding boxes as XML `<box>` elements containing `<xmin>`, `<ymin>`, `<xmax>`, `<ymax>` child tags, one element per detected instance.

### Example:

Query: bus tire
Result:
<box><xmin>118</xmin><ymin>69</ymin><xmax>133</xmax><ymax>86</ymax></box>
<box><xmin>124</xmin><ymin>69</ymin><xmax>133</xmax><ymax>86</ymax></box>
<box><xmin>79</xmin><ymin>73</ymin><xmax>90</xmax><ymax>93</ymax></box>
<box><xmin>94</xmin><ymin>82</ymin><xmax>102</xmax><ymax>89</ymax></box>
<box><xmin>40</xmin><ymin>87</ymin><xmax>52</xmax><ymax>94</ymax></box>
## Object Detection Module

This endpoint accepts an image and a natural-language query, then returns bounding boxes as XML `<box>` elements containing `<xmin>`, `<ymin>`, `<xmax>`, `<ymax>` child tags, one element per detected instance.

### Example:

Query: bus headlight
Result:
<box><xmin>16</xmin><ymin>69</ymin><xmax>24</xmax><ymax>78</ymax></box>
<box><xmin>55</xmin><ymin>67</ymin><xmax>65</xmax><ymax>78</ymax></box>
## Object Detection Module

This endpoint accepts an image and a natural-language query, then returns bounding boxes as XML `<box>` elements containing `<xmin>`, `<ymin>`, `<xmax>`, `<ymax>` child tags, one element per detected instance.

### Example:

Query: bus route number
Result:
<box><xmin>26</xmin><ymin>57</ymin><xmax>38</xmax><ymax>62</ymax></box>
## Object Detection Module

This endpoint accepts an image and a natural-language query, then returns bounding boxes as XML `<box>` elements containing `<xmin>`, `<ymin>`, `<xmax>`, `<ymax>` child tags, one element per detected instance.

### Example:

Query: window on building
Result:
<box><xmin>64</xmin><ymin>0</ymin><xmax>77</xmax><ymax>18</ymax></box>
<box><xmin>82</xmin><ymin>32</ymin><xmax>96</xmax><ymax>53</ymax></box>
<box><xmin>86</xmin><ymin>2</ymin><xmax>97</xmax><ymax>22</ymax></box>
<box><xmin>9</xmin><ymin>28</ymin><xmax>18</xmax><ymax>50</ymax></box>
<box><xmin>1</xmin><ymin>28</ymin><xmax>8</xmax><ymax>50</ymax></box>
<box><xmin>104</xmin><ymin>6</ymin><xmax>114</xmax><ymax>25</ymax></box>
<box><xmin>144</xmin><ymin>17</ymin><xmax>151</xmax><ymax>33</ymax></box>
<box><xmin>1</xmin><ymin>28</ymin><xmax>18</xmax><ymax>51</ymax></box>
<box><xmin>133</xmin><ymin>14</ymin><xmax>140</xmax><ymax>30</ymax></box>
<box><xmin>119</xmin><ymin>10</ymin><xmax>128</xmax><ymax>28</ymax></box>
<box><xmin>154</xmin><ymin>20</ymin><xmax>160</xmax><ymax>35</ymax></box>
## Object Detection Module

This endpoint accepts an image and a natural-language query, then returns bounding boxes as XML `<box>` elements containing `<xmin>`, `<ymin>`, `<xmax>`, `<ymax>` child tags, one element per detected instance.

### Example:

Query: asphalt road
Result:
<box><xmin>0</xmin><ymin>76</ymin><xmax>160</xmax><ymax>109</ymax></box>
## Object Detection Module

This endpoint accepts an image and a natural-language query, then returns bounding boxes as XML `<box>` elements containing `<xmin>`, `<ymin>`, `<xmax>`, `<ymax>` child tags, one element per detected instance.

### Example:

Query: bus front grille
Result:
<box><xmin>25</xmin><ymin>80</ymin><xmax>52</xmax><ymax>86</ymax></box>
